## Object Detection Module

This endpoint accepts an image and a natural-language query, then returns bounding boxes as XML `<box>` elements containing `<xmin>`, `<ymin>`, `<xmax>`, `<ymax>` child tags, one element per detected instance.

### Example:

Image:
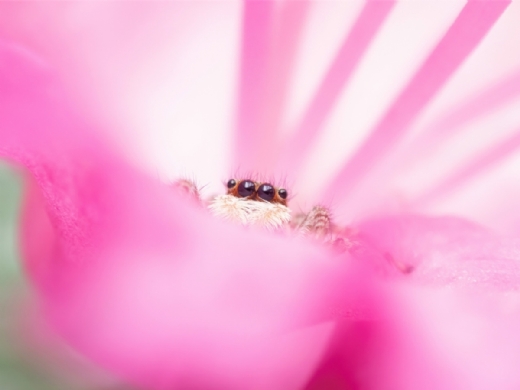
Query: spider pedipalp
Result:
<box><xmin>295</xmin><ymin>205</ymin><xmax>332</xmax><ymax>238</ymax></box>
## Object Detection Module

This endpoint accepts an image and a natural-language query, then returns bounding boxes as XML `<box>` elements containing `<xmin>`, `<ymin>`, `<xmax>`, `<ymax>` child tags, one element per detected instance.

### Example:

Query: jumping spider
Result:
<box><xmin>172</xmin><ymin>177</ymin><xmax>352</xmax><ymax>250</ymax></box>
<box><xmin>173</xmin><ymin>178</ymin><xmax>416</xmax><ymax>273</ymax></box>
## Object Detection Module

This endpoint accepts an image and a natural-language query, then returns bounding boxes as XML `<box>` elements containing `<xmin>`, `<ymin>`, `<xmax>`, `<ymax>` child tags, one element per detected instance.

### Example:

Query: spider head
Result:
<box><xmin>226</xmin><ymin>178</ymin><xmax>288</xmax><ymax>205</ymax></box>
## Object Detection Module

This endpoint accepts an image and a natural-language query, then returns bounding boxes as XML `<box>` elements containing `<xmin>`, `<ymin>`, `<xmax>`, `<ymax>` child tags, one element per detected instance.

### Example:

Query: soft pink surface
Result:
<box><xmin>3</xmin><ymin>2</ymin><xmax>520</xmax><ymax>390</ymax></box>
<box><xmin>1</xmin><ymin>42</ymin><xmax>348</xmax><ymax>389</ymax></box>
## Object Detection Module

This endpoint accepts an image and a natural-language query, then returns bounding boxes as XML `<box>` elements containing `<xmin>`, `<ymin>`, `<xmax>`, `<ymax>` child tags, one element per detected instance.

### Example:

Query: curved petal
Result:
<box><xmin>306</xmin><ymin>284</ymin><xmax>520</xmax><ymax>390</ymax></box>
<box><xmin>355</xmin><ymin>214</ymin><xmax>520</xmax><ymax>290</ymax></box>
<box><xmin>0</xmin><ymin>41</ymin><xmax>359</xmax><ymax>389</ymax></box>
<box><xmin>4</xmin><ymin>4</ymin><xmax>520</xmax><ymax>390</ymax></box>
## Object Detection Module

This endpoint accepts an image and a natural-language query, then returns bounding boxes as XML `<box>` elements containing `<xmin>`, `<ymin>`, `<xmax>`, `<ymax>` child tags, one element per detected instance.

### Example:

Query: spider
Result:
<box><xmin>172</xmin><ymin>177</ymin><xmax>415</xmax><ymax>272</ymax></box>
<box><xmin>172</xmin><ymin>177</ymin><xmax>352</xmax><ymax>250</ymax></box>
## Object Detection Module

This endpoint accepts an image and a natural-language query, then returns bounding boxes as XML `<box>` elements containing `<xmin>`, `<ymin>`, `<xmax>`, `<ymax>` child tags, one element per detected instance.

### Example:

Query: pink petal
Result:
<box><xmin>1</xmin><ymin>41</ymin><xmax>357</xmax><ymax>389</ymax></box>
<box><xmin>306</xmin><ymin>285</ymin><xmax>520</xmax><ymax>390</ymax></box>
<box><xmin>355</xmin><ymin>214</ymin><xmax>520</xmax><ymax>290</ymax></box>
<box><xmin>4</xmin><ymin>4</ymin><xmax>520</xmax><ymax>390</ymax></box>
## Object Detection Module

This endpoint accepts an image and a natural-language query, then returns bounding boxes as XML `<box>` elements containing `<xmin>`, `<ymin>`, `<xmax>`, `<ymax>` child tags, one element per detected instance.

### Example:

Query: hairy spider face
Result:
<box><xmin>175</xmin><ymin>177</ymin><xmax>363</xmax><ymax>261</ymax></box>
<box><xmin>171</xmin><ymin>177</ymin><xmax>404</xmax><ymax>270</ymax></box>
<box><xmin>226</xmin><ymin>178</ymin><xmax>288</xmax><ymax>206</ymax></box>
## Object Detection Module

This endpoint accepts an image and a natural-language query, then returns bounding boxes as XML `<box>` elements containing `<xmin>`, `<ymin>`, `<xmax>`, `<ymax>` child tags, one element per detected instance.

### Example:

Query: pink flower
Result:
<box><xmin>2</xmin><ymin>1</ymin><xmax>520</xmax><ymax>389</ymax></box>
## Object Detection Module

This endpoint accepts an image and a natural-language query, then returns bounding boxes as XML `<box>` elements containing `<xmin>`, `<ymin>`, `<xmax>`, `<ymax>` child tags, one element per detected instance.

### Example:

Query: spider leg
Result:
<box><xmin>295</xmin><ymin>205</ymin><xmax>332</xmax><ymax>239</ymax></box>
<box><xmin>171</xmin><ymin>178</ymin><xmax>202</xmax><ymax>205</ymax></box>
<box><xmin>289</xmin><ymin>211</ymin><xmax>307</xmax><ymax>230</ymax></box>
<box><xmin>294</xmin><ymin>206</ymin><xmax>361</xmax><ymax>254</ymax></box>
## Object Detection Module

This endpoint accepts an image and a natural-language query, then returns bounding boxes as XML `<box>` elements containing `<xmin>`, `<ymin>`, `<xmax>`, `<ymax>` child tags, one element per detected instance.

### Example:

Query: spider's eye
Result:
<box><xmin>257</xmin><ymin>183</ymin><xmax>275</xmax><ymax>202</ymax></box>
<box><xmin>237</xmin><ymin>180</ymin><xmax>256</xmax><ymax>197</ymax></box>
<box><xmin>278</xmin><ymin>188</ymin><xmax>288</xmax><ymax>199</ymax></box>
<box><xmin>227</xmin><ymin>179</ymin><xmax>236</xmax><ymax>189</ymax></box>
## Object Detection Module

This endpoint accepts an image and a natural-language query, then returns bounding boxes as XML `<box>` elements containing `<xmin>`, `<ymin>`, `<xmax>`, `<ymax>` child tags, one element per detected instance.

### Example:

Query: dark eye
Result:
<box><xmin>227</xmin><ymin>179</ymin><xmax>236</xmax><ymax>189</ymax></box>
<box><xmin>237</xmin><ymin>180</ymin><xmax>256</xmax><ymax>197</ymax></box>
<box><xmin>257</xmin><ymin>183</ymin><xmax>275</xmax><ymax>202</ymax></box>
<box><xmin>278</xmin><ymin>188</ymin><xmax>287</xmax><ymax>199</ymax></box>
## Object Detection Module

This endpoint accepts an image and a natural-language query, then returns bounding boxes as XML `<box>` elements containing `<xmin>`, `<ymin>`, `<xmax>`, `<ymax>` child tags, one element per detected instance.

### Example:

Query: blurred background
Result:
<box><xmin>0</xmin><ymin>163</ymin><xmax>28</xmax><ymax>389</ymax></box>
